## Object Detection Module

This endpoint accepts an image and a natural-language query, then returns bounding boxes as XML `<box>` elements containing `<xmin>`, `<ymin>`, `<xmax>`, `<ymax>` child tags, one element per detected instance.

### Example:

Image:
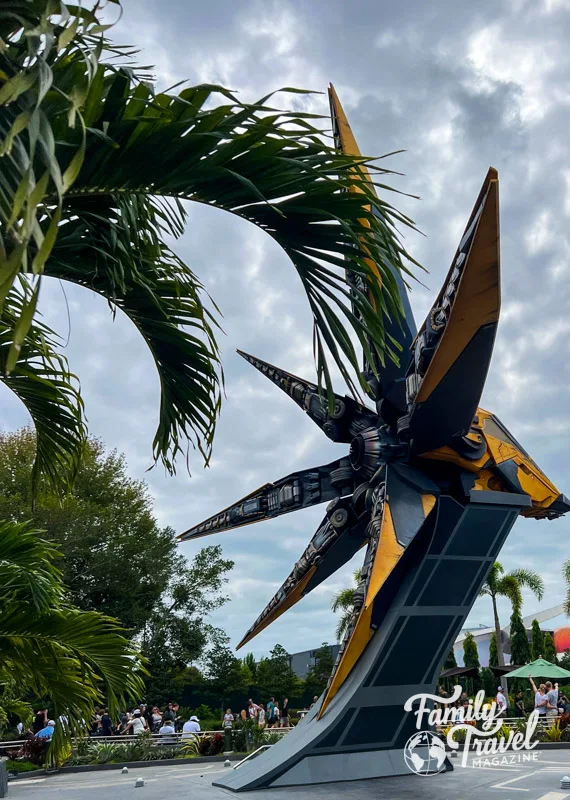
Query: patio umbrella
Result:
<box><xmin>506</xmin><ymin>658</ymin><xmax>570</xmax><ymax>680</ymax></box>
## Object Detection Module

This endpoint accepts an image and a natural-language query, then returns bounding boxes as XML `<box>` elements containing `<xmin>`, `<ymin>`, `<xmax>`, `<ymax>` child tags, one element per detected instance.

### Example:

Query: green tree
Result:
<box><xmin>489</xmin><ymin>632</ymin><xmax>499</xmax><ymax>667</ymax></box>
<box><xmin>463</xmin><ymin>632</ymin><xmax>480</xmax><ymax>670</ymax></box>
<box><xmin>140</xmin><ymin>546</ymin><xmax>234</xmax><ymax>701</ymax></box>
<box><xmin>509</xmin><ymin>609</ymin><xmax>531</xmax><ymax>665</ymax></box>
<box><xmin>331</xmin><ymin>569</ymin><xmax>362</xmax><ymax>641</ymax></box>
<box><xmin>256</xmin><ymin>645</ymin><xmax>300</xmax><ymax>699</ymax></box>
<box><xmin>478</xmin><ymin>563</ymin><xmax>544</xmax><ymax>666</ymax></box>
<box><xmin>0</xmin><ymin>429</ymin><xmax>181</xmax><ymax>633</ymax></box>
<box><xmin>203</xmin><ymin>634</ymin><xmax>251</xmax><ymax>697</ymax></box>
<box><xmin>244</xmin><ymin>653</ymin><xmax>258</xmax><ymax>682</ymax></box>
<box><xmin>559</xmin><ymin>650</ymin><xmax>570</xmax><ymax>671</ymax></box>
<box><xmin>462</xmin><ymin>632</ymin><xmax>481</xmax><ymax>695</ymax></box>
<box><xmin>543</xmin><ymin>632</ymin><xmax>557</xmax><ymax>663</ymax></box>
<box><xmin>481</xmin><ymin>667</ymin><xmax>496</xmax><ymax>699</ymax></box>
<box><xmin>531</xmin><ymin>619</ymin><xmax>544</xmax><ymax>660</ymax></box>
<box><xmin>304</xmin><ymin>644</ymin><xmax>335</xmax><ymax>698</ymax></box>
<box><xmin>0</xmin><ymin>1</ymin><xmax>418</xmax><ymax>497</ymax></box>
<box><xmin>0</xmin><ymin>519</ymin><xmax>144</xmax><ymax>762</ymax></box>
<box><xmin>444</xmin><ymin>648</ymin><xmax>458</xmax><ymax>669</ymax></box>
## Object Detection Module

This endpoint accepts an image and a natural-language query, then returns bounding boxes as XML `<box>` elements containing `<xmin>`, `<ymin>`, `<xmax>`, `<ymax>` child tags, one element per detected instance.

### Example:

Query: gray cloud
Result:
<box><xmin>2</xmin><ymin>0</ymin><xmax>570</xmax><ymax>657</ymax></box>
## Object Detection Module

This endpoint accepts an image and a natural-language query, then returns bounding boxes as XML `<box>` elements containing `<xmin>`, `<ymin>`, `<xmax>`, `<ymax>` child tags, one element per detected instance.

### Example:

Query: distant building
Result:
<box><xmin>289</xmin><ymin>645</ymin><xmax>340</xmax><ymax>679</ymax></box>
<box><xmin>453</xmin><ymin>604</ymin><xmax>564</xmax><ymax>666</ymax></box>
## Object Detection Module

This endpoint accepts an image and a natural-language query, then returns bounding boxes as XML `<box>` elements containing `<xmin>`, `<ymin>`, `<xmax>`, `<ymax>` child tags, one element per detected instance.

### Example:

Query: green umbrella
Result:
<box><xmin>506</xmin><ymin>658</ymin><xmax>570</xmax><ymax>680</ymax></box>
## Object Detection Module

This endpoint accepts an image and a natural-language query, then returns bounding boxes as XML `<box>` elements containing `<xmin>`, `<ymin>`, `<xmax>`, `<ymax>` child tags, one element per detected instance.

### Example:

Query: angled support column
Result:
<box><xmin>214</xmin><ymin>490</ymin><xmax>531</xmax><ymax>792</ymax></box>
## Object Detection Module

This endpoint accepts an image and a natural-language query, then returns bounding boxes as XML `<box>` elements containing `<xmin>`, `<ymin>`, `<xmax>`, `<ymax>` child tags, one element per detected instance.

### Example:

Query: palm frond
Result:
<box><xmin>60</xmin><ymin>74</ymin><xmax>418</xmax><ymax>400</ymax></box>
<box><xmin>497</xmin><ymin>574</ymin><xmax>523</xmax><ymax>612</ymax></box>
<box><xmin>508</xmin><ymin>568</ymin><xmax>545</xmax><ymax>602</ymax></box>
<box><xmin>47</xmin><ymin>193</ymin><xmax>221</xmax><ymax>470</ymax></box>
<box><xmin>0</xmin><ymin>282</ymin><xmax>86</xmax><ymax>495</ymax></box>
<box><xmin>0</xmin><ymin>519</ymin><xmax>145</xmax><ymax>764</ymax></box>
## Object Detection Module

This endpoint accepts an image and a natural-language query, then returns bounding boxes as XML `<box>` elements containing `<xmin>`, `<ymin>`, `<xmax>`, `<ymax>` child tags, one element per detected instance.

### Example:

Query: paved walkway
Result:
<box><xmin>5</xmin><ymin>751</ymin><xmax>570</xmax><ymax>799</ymax></box>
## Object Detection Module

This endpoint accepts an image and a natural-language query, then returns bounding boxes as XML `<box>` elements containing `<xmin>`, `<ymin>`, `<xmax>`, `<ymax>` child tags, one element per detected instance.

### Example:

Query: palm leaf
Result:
<box><xmin>0</xmin><ymin>281</ymin><xmax>86</xmax><ymax>496</ymax></box>
<box><xmin>508</xmin><ymin>568</ymin><xmax>545</xmax><ymax>602</ymax></box>
<box><xmin>47</xmin><ymin>193</ymin><xmax>221</xmax><ymax>470</ymax></box>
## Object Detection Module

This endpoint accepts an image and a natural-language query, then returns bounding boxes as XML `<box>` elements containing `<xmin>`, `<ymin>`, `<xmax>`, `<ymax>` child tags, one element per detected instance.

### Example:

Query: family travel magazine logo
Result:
<box><xmin>402</xmin><ymin>685</ymin><xmax>540</xmax><ymax>775</ymax></box>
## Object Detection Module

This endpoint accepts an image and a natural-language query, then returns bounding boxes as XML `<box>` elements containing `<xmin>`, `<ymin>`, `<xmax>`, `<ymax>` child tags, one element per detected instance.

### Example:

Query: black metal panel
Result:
<box><xmin>387</xmin><ymin>466</ymin><xmax>427</xmax><ymax>547</ymax></box>
<box><xmin>343</xmin><ymin>705</ymin><xmax>404</xmax><ymax>747</ymax></box>
<box><xmin>371</xmin><ymin>615</ymin><xmax>457</xmax><ymax>686</ymax></box>
<box><xmin>417</xmin><ymin>558</ymin><xmax>482</xmax><ymax>606</ymax></box>
<box><xmin>410</xmin><ymin>322</ymin><xmax>498</xmax><ymax>455</ymax></box>
<box><xmin>427</xmin><ymin>495</ymin><xmax>464</xmax><ymax>555</ymax></box>
<box><xmin>445</xmin><ymin>505</ymin><xmax>516</xmax><ymax>557</ymax></box>
<box><xmin>314</xmin><ymin>708</ymin><xmax>356</xmax><ymax>749</ymax></box>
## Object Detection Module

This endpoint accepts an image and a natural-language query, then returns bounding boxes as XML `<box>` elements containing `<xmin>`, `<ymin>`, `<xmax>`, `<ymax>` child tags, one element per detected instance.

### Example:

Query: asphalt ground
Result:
<box><xmin>5</xmin><ymin>749</ymin><xmax>570</xmax><ymax>799</ymax></box>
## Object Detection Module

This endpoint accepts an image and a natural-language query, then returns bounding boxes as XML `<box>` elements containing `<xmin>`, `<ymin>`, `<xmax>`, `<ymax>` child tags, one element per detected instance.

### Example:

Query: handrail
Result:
<box><xmin>232</xmin><ymin>745</ymin><xmax>273</xmax><ymax>769</ymax></box>
<box><xmin>0</xmin><ymin>727</ymin><xmax>294</xmax><ymax>753</ymax></box>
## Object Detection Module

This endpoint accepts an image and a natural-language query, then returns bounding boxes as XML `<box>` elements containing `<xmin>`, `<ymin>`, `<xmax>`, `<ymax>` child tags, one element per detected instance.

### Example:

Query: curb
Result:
<box><xmin>7</xmin><ymin>753</ymin><xmax>244</xmax><ymax>780</ymax></box>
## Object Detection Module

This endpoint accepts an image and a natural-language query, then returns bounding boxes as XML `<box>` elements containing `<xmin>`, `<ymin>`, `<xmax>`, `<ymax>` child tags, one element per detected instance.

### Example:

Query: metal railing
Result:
<box><xmin>0</xmin><ymin>727</ymin><xmax>294</xmax><ymax>756</ymax></box>
<box><xmin>232</xmin><ymin>745</ymin><xmax>273</xmax><ymax>769</ymax></box>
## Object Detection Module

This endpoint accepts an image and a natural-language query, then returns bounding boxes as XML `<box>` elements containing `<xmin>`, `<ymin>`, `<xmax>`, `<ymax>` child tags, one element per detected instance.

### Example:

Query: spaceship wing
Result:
<box><xmin>238</xmin><ymin>350</ymin><xmax>377</xmax><ymax>443</ymax></box>
<box><xmin>404</xmin><ymin>168</ymin><xmax>500</xmax><ymax>455</ymax></box>
<box><xmin>318</xmin><ymin>467</ymin><xmax>438</xmax><ymax>717</ymax></box>
<box><xmin>178</xmin><ymin>458</ymin><xmax>354</xmax><ymax>542</ymax></box>
<box><xmin>328</xmin><ymin>84</ymin><xmax>416</xmax><ymax>403</ymax></box>
<box><xmin>237</xmin><ymin>511</ymin><xmax>369</xmax><ymax>650</ymax></box>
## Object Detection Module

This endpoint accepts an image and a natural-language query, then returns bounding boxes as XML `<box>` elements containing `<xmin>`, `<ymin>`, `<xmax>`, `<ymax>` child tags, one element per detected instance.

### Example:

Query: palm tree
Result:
<box><xmin>478</xmin><ymin>562</ymin><xmax>544</xmax><ymax>666</ymax></box>
<box><xmin>0</xmin><ymin>518</ymin><xmax>145</xmax><ymax>763</ymax></box>
<box><xmin>332</xmin><ymin>569</ymin><xmax>362</xmax><ymax>641</ymax></box>
<box><xmin>0</xmin><ymin>1</ymin><xmax>419</xmax><ymax>496</ymax></box>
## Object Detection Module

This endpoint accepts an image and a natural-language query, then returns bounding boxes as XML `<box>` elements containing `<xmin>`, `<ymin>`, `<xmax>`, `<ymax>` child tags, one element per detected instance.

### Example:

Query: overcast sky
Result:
<box><xmin>4</xmin><ymin>0</ymin><xmax>570</xmax><ymax>661</ymax></box>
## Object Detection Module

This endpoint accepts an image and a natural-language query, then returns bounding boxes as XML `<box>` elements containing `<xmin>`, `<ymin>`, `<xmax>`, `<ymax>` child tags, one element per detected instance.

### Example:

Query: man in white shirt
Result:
<box><xmin>496</xmin><ymin>687</ymin><xmax>508</xmax><ymax>717</ymax></box>
<box><xmin>182</xmin><ymin>715</ymin><xmax>201</xmax><ymax>740</ymax></box>
<box><xmin>159</xmin><ymin>720</ymin><xmax>176</xmax><ymax>744</ymax></box>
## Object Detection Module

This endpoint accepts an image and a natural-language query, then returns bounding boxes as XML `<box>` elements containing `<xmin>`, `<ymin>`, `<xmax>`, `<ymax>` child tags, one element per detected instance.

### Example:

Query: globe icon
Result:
<box><xmin>404</xmin><ymin>731</ymin><xmax>447</xmax><ymax>776</ymax></box>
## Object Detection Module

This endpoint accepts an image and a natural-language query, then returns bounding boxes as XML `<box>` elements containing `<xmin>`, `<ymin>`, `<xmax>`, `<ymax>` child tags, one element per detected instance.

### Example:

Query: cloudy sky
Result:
<box><xmin>5</xmin><ymin>0</ymin><xmax>570</xmax><ymax>662</ymax></box>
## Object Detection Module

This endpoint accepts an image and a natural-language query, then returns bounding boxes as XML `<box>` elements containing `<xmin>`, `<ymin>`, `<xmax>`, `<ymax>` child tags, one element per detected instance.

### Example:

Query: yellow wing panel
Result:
<box><xmin>416</xmin><ymin>170</ymin><xmax>500</xmax><ymax>403</ymax></box>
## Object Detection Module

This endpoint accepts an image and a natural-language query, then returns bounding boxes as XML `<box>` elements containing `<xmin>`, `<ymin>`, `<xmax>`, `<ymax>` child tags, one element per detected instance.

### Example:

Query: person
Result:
<box><xmin>248</xmin><ymin>699</ymin><xmax>260</xmax><ymax>719</ymax></box>
<box><xmin>90</xmin><ymin>708</ymin><xmax>101</xmax><ymax>736</ymax></box>
<box><xmin>545</xmin><ymin>681</ymin><xmax>559</xmax><ymax>724</ymax></box>
<box><xmin>16</xmin><ymin>721</ymin><xmax>24</xmax><ymax>737</ymax></box>
<box><xmin>158</xmin><ymin>718</ymin><xmax>176</xmax><ymax>744</ymax></box>
<box><xmin>182</xmin><ymin>715</ymin><xmax>201</xmax><ymax>740</ymax></box>
<box><xmin>240</xmin><ymin>709</ymin><xmax>247</xmax><ymax>722</ymax></box>
<box><xmin>163</xmin><ymin>702</ymin><xmax>176</xmax><ymax>724</ymax></box>
<box><xmin>100</xmin><ymin>709</ymin><xmax>113</xmax><ymax>736</ymax></box>
<box><xmin>266</xmin><ymin>697</ymin><xmax>275</xmax><ymax>726</ymax></box>
<box><xmin>173</xmin><ymin>703</ymin><xmax>183</xmax><ymax>733</ymax></box>
<box><xmin>514</xmin><ymin>690</ymin><xmax>525</xmax><ymax>718</ymax></box>
<box><xmin>32</xmin><ymin>709</ymin><xmax>47</xmax><ymax>734</ymax></box>
<box><xmin>272</xmin><ymin>702</ymin><xmax>280</xmax><ymax>728</ymax></box>
<box><xmin>151</xmin><ymin>706</ymin><xmax>163</xmax><ymax>733</ymax></box>
<box><xmin>123</xmin><ymin>709</ymin><xmax>146</xmax><ymax>735</ymax></box>
<box><xmin>258</xmin><ymin>704</ymin><xmax>266</xmax><ymax>728</ymax></box>
<box><xmin>309</xmin><ymin>695</ymin><xmax>319</xmax><ymax>709</ymax></box>
<box><xmin>280</xmin><ymin>698</ymin><xmax>289</xmax><ymax>728</ymax></box>
<box><xmin>223</xmin><ymin>709</ymin><xmax>234</xmax><ymax>729</ymax></box>
<box><xmin>559</xmin><ymin>692</ymin><xmax>570</xmax><ymax>714</ymax></box>
<box><xmin>35</xmin><ymin>719</ymin><xmax>55</xmax><ymax>740</ymax></box>
<box><xmin>495</xmin><ymin>687</ymin><xmax>507</xmax><ymax>717</ymax></box>
<box><xmin>529</xmin><ymin>675</ymin><xmax>548</xmax><ymax>718</ymax></box>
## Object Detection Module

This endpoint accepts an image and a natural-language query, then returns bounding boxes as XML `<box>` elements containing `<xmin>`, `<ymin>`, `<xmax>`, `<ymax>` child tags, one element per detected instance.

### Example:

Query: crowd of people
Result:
<box><xmin>23</xmin><ymin>696</ymin><xmax>297</xmax><ymax>743</ymax></box>
<box><xmin>436</xmin><ymin>677</ymin><xmax>570</xmax><ymax>725</ymax></box>
<box><xmin>223</xmin><ymin>697</ymin><xmax>291</xmax><ymax>729</ymax></box>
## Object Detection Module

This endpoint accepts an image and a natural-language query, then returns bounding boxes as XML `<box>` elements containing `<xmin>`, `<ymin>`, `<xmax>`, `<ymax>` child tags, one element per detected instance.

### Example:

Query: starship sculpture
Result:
<box><xmin>180</xmin><ymin>86</ymin><xmax>569</xmax><ymax>791</ymax></box>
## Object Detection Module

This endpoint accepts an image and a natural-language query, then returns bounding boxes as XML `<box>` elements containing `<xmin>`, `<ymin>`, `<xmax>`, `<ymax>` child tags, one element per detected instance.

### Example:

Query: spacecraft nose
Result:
<box><xmin>548</xmin><ymin>493</ymin><xmax>570</xmax><ymax>517</ymax></box>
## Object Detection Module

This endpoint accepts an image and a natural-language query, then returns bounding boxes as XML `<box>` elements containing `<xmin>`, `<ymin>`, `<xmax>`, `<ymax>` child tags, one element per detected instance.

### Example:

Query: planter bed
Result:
<box><xmin>7</xmin><ymin>752</ymin><xmax>245</xmax><ymax>780</ymax></box>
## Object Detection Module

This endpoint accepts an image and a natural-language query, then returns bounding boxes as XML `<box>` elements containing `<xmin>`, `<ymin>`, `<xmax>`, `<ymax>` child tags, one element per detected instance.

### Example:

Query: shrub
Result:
<box><xmin>21</xmin><ymin>736</ymin><xmax>48</xmax><ymax>766</ymax></box>
<box><xmin>540</xmin><ymin>721</ymin><xmax>563</xmax><ymax>742</ymax></box>
<box><xmin>559</xmin><ymin>713</ymin><xmax>570</xmax><ymax>732</ymax></box>
<box><xmin>198</xmin><ymin>733</ymin><xmax>224</xmax><ymax>756</ymax></box>
<box><xmin>5</xmin><ymin>760</ymin><xmax>38</xmax><ymax>774</ymax></box>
